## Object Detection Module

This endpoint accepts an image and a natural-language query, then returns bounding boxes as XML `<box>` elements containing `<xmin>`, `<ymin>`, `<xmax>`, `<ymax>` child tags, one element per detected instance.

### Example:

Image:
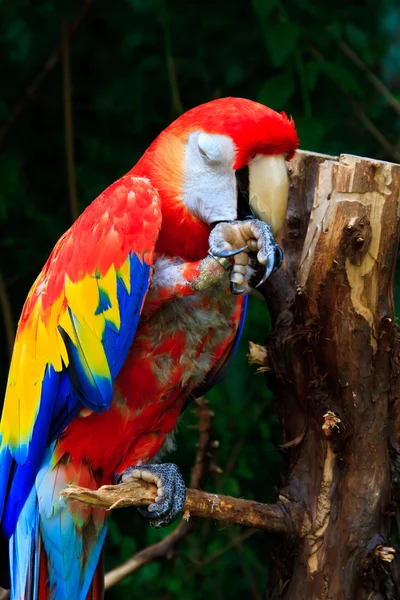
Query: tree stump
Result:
<box><xmin>262</xmin><ymin>151</ymin><xmax>400</xmax><ymax>599</ymax></box>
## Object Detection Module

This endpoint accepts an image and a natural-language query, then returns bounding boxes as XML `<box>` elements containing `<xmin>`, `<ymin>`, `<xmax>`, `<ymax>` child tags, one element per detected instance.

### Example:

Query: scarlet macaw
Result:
<box><xmin>0</xmin><ymin>97</ymin><xmax>298</xmax><ymax>599</ymax></box>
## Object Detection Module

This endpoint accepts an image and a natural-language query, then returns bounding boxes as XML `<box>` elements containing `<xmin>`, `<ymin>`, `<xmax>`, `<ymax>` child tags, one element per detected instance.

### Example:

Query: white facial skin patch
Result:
<box><xmin>183</xmin><ymin>134</ymin><xmax>289</xmax><ymax>235</ymax></box>
<box><xmin>183</xmin><ymin>131</ymin><xmax>237</xmax><ymax>224</ymax></box>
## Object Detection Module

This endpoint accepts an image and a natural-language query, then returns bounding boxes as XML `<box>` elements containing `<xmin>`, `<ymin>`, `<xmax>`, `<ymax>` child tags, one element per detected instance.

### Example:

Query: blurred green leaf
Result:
<box><xmin>317</xmin><ymin>60</ymin><xmax>365</xmax><ymax>98</ymax></box>
<box><xmin>252</xmin><ymin>0</ymin><xmax>281</xmax><ymax>21</ymax></box>
<box><xmin>264</xmin><ymin>21</ymin><xmax>300</xmax><ymax>67</ymax></box>
<box><xmin>295</xmin><ymin>116</ymin><xmax>329</xmax><ymax>151</ymax></box>
<box><xmin>258</xmin><ymin>72</ymin><xmax>295</xmax><ymax>110</ymax></box>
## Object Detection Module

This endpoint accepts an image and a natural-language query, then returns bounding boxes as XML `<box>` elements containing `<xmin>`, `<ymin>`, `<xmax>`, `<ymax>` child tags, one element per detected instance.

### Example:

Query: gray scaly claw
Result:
<box><xmin>116</xmin><ymin>463</ymin><xmax>186</xmax><ymax>528</ymax></box>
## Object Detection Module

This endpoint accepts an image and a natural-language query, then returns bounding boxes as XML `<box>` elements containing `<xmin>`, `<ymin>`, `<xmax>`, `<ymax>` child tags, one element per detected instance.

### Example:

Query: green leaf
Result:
<box><xmin>305</xmin><ymin>60</ymin><xmax>321</xmax><ymax>92</ymax></box>
<box><xmin>257</xmin><ymin>72</ymin><xmax>295</xmax><ymax>110</ymax></box>
<box><xmin>252</xmin><ymin>0</ymin><xmax>281</xmax><ymax>22</ymax></box>
<box><xmin>328</xmin><ymin>20</ymin><xmax>342</xmax><ymax>41</ymax></box>
<box><xmin>264</xmin><ymin>21</ymin><xmax>300</xmax><ymax>67</ymax></box>
<box><xmin>345</xmin><ymin>23</ymin><xmax>369</xmax><ymax>52</ymax></box>
<box><xmin>318</xmin><ymin>61</ymin><xmax>364</xmax><ymax>98</ymax></box>
<box><xmin>295</xmin><ymin>117</ymin><xmax>329</xmax><ymax>151</ymax></box>
<box><xmin>225</xmin><ymin>65</ymin><xmax>245</xmax><ymax>86</ymax></box>
<box><xmin>224</xmin><ymin>475</ymin><xmax>241</xmax><ymax>497</ymax></box>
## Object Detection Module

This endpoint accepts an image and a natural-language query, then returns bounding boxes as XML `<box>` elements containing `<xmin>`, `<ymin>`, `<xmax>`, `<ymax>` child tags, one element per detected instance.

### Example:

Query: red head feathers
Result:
<box><xmin>165</xmin><ymin>97</ymin><xmax>298</xmax><ymax>168</ymax></box>
<box><xmin>131</xmin><ymin>97</ymin><xmax>298</xmax><ymax>260</ymax></box>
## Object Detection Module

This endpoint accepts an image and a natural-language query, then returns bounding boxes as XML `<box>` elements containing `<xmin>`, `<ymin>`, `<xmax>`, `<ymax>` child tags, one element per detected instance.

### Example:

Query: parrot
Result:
<box><xmin>0</xmin><ymin>97</ymin><xmax>298</xmax><ymax>600</ymax></box>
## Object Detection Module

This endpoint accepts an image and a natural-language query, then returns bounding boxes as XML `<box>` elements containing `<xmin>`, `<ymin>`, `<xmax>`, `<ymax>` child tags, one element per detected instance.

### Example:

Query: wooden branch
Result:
<box><xmin>261</xmin><ymin>150</ymin><xmax>400</xmax><ymax>598</ymax></box>
<box><xmin>61</xmin><ymin>402</ymin><xmax>304</xmax><ymax>544</ymax></box>
<box><xmin>104</xmin><ymin>520</ymin><xmax>191</xmax><ymax>589</ymax></box>
<box><xmin>190</xmin><ymin>397</ymin><xmax>214</xmax><ymax>489</ymax></box>
<box><xmin>101</xmin><ymin>398</ymin><xmax>301</xmax><ymax>590</ymax></box>
<box><xmin>61</xmin><ymin>479</ymin><xmax>303</xmax><ymax>535</ymax></box>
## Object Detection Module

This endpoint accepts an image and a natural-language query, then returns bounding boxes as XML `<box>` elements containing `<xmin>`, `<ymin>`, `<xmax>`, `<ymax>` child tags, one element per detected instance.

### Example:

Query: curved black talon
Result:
<box><xmin>273</xmin><ymin>245</ymin><xmax>284</xmax><ymax>272</ymax></box>
<box><xmin>117</xmin><ymin>463</ymin><xmax>186</xmax><ymax>529</ymax></box>
<box><xmin>255</xmin><ymin>243</ymin><xmax>284</xmax><ymax>289</ymax></box>
<box><xmin>230</xmin><ymin>281</ymin><xmax>246</xmax><ymax>295</ymax></box>
<box><xmin>211</xmin><ymin>245</ymin><xmax>248</xmax><ymax>258</ymax></box>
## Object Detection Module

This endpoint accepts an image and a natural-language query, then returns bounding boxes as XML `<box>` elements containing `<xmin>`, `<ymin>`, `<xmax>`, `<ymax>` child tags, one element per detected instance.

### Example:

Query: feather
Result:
<box><xmin>0</xmin><ymin>176</ymin><xmax>161</xmax><ymax>599</ymax></box>
<box><xmin>190</xmin><ymin>293</ymin><xmax>248</xmax><ymax>400</ymax></box>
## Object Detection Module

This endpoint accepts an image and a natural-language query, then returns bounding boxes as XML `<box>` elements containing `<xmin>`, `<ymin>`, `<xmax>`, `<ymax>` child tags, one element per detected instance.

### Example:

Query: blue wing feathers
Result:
<box><xmin>37</xmin><ymin>454</ymin><xmax>83</xmax><ymax>599</ymax></box>
<box><xmin>2</xmin><ymin>252</ymin><xmax>150</xmax><ymax>539</ymax></box>
<box><xmin>36</xmin><ymin>450</ymin><xmax>107</xmax><ymax>600</ymax></box>
<box><xmin>0</xmin><ymin>150</ymin><xmax>161</xmax><ymax>600</ymax></box>
<box><xmin>48</xmin><ymin>369</ymin><xmax>81</xmax><ymax>442</ymax></box>
<box><xmin>9</xmin><ymin>484</ymin><xmax>38</xmax><ymax>599</ymax></box>
<box><xmin>106</xmin><ymin>253</ymin><xmax>150</xmax><ymax>379</ymax></box>
<box><xmin>94</xmin><ymin>288</ymin><xmax>112</xmax><ymax>316</ymax></box>
<box><xmin>2</xmin><ymin>365</ymin><xmax>59</xmax><ymax>538</ymax></box>
<box><xmin>0</xmin><ymin>447</ymin><xmax>12</xmax><ymax>523</ymax></box>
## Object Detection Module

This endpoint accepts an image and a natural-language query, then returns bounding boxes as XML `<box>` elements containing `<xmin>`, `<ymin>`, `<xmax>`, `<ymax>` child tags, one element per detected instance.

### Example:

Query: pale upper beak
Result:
<box><xmin>248</xmin><ymin>154</ymin><xmax>289</xmax><ymax>235</ymax></box>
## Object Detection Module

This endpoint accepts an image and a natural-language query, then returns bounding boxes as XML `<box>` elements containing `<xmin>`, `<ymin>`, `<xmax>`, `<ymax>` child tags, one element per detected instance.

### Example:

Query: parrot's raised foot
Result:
<box><xmin>116</xmin><ymin>463</ymin><xmax>186</xmax><ymax>528</ymax></box>
<box><xmin>208</xmin><ymin>219</ymin><xmax>284</xmax><ymax>294</ymax></box>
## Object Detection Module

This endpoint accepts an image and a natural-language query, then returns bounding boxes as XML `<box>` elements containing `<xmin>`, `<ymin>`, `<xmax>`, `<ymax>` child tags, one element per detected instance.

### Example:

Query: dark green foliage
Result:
<box><xmin>1</xmin><ymin>0</ymin><xmax>399</xmax><ymax>597</ymax></box>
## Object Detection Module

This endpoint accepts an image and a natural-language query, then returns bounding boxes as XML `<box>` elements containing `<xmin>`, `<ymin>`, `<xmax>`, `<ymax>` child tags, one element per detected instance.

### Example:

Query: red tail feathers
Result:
<box><xmin>37</xmin><ymin>537</ymin><xmax>48</xmax><ymax>600</ymax></box>
<box><xmin>86</xmin><ymin>556</ymin><xmax>104</xmax><ymax>600</ymax></box>
<box><xmin>36</xmin><ymin>538</ymin><xmax>104</xmax><ymax>600</ymax></box>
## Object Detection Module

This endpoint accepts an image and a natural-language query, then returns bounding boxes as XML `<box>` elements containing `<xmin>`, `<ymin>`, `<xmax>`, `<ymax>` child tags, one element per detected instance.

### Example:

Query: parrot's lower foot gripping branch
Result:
<box><xmin>208</xmin><ymin>219</ymin><xmax>283</xmax><ymax>294</ymax></box>
<box><xmin>116</xmin><ymin>464</ymin><xmax>186</xmax><ymax>528</ymax></box>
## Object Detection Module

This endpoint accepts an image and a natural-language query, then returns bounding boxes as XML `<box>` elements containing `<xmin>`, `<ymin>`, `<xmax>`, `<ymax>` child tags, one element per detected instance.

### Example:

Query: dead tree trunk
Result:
<box><xmin>262</xmin><ymin>151</ymin><xmax>400</xmax><ymax>599</ymax></box>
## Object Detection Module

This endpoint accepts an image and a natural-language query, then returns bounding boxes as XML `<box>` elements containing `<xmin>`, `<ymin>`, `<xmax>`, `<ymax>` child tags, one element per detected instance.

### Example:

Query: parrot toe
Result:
<box><xmin>253</xmin><ymin>223</ymin><xmax>283</xmax><ymax>288</ymax></box>
<box><xmin>255</xmin><ymin>244</ymin><xmax>283</xmax><ymax>288</ymax></box>
<box><xmin>230</xmin><ymin>281</ymin><xmax>246</xmax><ymax>295</ymax></box>
<box><xmin>117</xmin><ymin>463</ymin><xmax>186</xmax><ymax>528</ymax></box>
<box><xmin>210</xmin><ymin>245</ymin><xmax>248</xmax><ymax>258</ymax></box>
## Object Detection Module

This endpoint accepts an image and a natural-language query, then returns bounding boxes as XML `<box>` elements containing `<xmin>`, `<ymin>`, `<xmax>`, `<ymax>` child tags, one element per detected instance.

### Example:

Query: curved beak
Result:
<box><xmin>248</xmin><ymin>154</ymin><xmax>289</xmax><ymax>235</ymax></box>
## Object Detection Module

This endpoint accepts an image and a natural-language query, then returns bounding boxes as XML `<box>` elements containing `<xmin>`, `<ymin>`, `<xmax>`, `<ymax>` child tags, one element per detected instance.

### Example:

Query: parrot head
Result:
<box><xmin>131</xmin><ymin>97</ymin><xmax>298</xmax><ymax>259</ymax></box>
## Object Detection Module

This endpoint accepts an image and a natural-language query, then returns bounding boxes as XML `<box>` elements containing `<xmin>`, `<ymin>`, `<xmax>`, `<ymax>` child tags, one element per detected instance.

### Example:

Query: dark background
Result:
<box><xmin>1</xmin><ymin>1</ymin><xmax>400</xmax><ymax>598</ymax></box>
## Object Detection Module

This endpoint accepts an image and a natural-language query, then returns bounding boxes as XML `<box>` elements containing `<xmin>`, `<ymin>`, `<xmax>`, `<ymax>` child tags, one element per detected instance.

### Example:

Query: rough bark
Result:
<box><xmin>260</xmin><ymin>151</ymin><xmax>400</xmax><ymax>599</ymax></box>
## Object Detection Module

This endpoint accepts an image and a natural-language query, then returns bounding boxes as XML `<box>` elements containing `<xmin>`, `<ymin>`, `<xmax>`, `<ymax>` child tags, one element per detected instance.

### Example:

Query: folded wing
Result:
<box><xmin>0</xmin><ymin>175</ymin><xmax>162</xmax><ymax>537</ymax></box>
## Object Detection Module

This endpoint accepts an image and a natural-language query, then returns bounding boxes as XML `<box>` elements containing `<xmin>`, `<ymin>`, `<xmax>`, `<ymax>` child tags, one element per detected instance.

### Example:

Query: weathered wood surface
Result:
<box><xmin>261</xmin><ymin>151</ymin><xmax>400</xmax><ymax>599</ymax></box>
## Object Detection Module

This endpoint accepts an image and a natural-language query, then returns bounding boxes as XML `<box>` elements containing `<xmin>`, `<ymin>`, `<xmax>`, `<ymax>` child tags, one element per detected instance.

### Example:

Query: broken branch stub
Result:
<box><xmin>262</xmin><ymin>151</ymin><xmax>400</xmax><ymax>599</ymax></box>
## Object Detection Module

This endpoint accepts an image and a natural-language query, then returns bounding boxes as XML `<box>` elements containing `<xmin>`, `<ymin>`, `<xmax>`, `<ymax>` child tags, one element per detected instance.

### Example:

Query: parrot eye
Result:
<box><xmin>198</xmin><ymin>146</ymin><xmax>209</xmax><ymax>160</ymax></box>
<box><xmin>197</xmin><ymin>133</ymin><xmax>226</xmax><ymax>163</ymax></box>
